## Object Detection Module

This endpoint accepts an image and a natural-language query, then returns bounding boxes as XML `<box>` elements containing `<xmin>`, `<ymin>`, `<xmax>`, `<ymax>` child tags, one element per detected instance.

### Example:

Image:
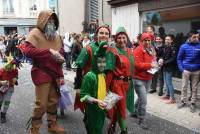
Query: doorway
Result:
<box><xmin>4</xmin><ymin>27</ymin><xmax>17</xmax><ymax>35</ymax></box>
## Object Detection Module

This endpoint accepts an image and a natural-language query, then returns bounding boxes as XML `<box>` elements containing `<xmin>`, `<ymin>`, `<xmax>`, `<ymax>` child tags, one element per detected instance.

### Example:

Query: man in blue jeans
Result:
<box><xmin>177</xmin><ymin>30</ymin><xmax>200</xmax><ymax>113</ymax></box>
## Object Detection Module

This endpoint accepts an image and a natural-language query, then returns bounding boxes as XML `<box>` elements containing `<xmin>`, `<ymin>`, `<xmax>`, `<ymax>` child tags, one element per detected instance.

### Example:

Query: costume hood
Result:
<box><xmin>91</xmin><ymin>41</ymin><xmax>107</xmax><ymax>73</ymax></box>
<box><xmin>36</xmin><ymin>10</ymin><xmax>59</xmax><ymax>32</ymax></box>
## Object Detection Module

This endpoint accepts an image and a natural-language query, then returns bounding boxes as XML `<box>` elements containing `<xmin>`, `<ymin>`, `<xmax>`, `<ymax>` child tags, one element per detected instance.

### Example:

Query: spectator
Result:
<box><xmin>82</xmin><ymin>34</ymin><xmax>90</xmax><ymax>48</ymax></box>
<box><xmin>149</xmin><ymin>35</ymin><xmax>164</xmax><ymax>96</ymax></box>
<box><xmin>177</xmin><ymin>30</ymin><xmax>200</xmax><ymax>113</ymax></box>
<box><xmin>160</xmin><ymin>35</ymin><xmax>176</xmax><ymax>104</ymax></box>
<box><xmin>63</xmin><ymin>32</ymin><xmax>73</xmax><ymax>70</ymax></box>
<box><xmin>132</xmin><ymin>32</ymin><xmax>157</xmax><ymax>129</ymax></box>
<box><xmin>0</xmin><ymin>36</ymin><xmax>6</xmax><ymax>60</ymax></box>
<box><xmin>72</xmin><ymin>34</ymin><xmax>83</xmax><ymax>63</ymax></box>
<box><xmin>158</xmin><ymin>26</ymin><xmax>166</xmax><ymax>42</ymax></box>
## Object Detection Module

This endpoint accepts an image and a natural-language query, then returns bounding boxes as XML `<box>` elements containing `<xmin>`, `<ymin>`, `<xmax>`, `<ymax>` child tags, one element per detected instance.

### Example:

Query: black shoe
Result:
<box><xmin>158</xmin><ymin>91</ymin><xmax>163</xmax><ymax>96</ymax></box>
<box><xmin>149</xmin><ymin>89</ymin><xmax>156</xmax><ymax>94</ymax></box>
<box><xmin>177</xmin><ymin>101</ymin><xmax>186</xmax><ymax>109</ymax></box>
<box><xmin>108</xmin><ymin>123</ymin><xmax>116</xmax><ymax>134</ymax></box>
<box><xmin>188</xmin><ymin>96</ymin><xmax>192</xmax><ymax>101</ymax></box>
<box><xmin>121</xmin><ymin>128</ymin><xmax>127</xmax><ymax>134</ymax></box>
<box><xmin>199</xmin><ymin>112</ymin><xmax>200</xmax><ymax>116</ymax></box>
<box><xmin>60</xmin><ymin>109</ymin><xmax>65</xmax><ymax>117</ymax></box>
<box><xmin>130</xmin><ymin>112</ymin><xmax>138</xmax><ymax>118</ymax></box>
<box><xmin>1</xmin><ymin>112</ymin><xmax>6</xmax><ymax>123</ymax></box>
<box><xmin>138</xmin><ymin>118</ymin><xmax>148</xmax><ymax>130</ymax></box>
<box><xmin>190</xmin><ymin>103</ymin><xmax>196</xmax><ymax>113</ymax></box>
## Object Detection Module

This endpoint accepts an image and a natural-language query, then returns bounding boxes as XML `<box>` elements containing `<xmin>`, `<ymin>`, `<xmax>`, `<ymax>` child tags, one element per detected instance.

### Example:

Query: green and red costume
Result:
<box><xmin>105</xmin><ymin>27</ymin><xmax>135</xmax><ymax>133</ymax></box>
<box><xmin>106</xmin><ymin>47</ymin><xmax>134</xmax><ymax>119</ymax></box>
<box><xmin>74</xmin><ymin>26</ymin><xmax>111</xmax><ymax>113</ymax></box>
<box><xmin>74</xmin><ymin>42</ymin><xmax>100</xmax><ymax>112</ymax></box>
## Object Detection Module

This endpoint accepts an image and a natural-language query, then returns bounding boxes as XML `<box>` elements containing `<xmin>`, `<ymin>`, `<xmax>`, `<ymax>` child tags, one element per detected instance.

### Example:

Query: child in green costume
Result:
<box><xmin>80</xmin><ymin>42</ymin><xmax>108</xmax><ymax>134</ymax></box>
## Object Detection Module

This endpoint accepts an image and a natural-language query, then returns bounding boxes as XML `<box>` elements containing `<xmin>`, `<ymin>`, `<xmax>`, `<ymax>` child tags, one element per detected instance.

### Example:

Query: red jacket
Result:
<box><xmin>133</xmin><ymin>44</ymin><xmax>154</xmax><ymax>80</ymax></box>
<box><xmin>0</xmin><ymin>68</ymin><xmax>18</xmax><ymax>87</ymax></box>
<box><xmin>21</xmin><ymin>42</ymin><xmax>64</xmax><ymax>85</ymax></box>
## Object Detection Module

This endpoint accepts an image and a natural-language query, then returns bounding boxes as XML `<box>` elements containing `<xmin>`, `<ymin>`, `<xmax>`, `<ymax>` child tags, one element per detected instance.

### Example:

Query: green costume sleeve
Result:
<box><xmin>80</xmin><ymin>72</ymin><xmax>96</xmax><ymax>102</ymax></box>
<box><xmin>106</xmin><ymin>51</ymin><xmax>116</xmax><ymax>71</ymax></box>
<box><xmin>75</xmin><ymin>47</ymin><xmax>89</xmax><ymax>69</ymax></box>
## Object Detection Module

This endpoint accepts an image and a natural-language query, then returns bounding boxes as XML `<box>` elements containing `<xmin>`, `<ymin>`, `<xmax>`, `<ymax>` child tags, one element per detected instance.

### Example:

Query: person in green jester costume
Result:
<box><xmin>74</xmin><ymin>25</ymin><xmax>111</xmax><ymax>113</ymax></box>
<box><xmin>80</xmin><ymin>41</ymin><xmax>108</xmax><ymax>134</ymax></box>
<box><xmin>106</xmin><ymin>27</ymin><xmax>134</xmax><ymax>134</ymax></box>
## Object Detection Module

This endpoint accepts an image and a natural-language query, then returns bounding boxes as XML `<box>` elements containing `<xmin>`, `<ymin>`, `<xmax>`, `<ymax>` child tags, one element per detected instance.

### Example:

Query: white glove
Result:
<box><xmin>49</xmin><ymin>49</ymin><xmax>65</xmax><ymax>63</ymax></box>
<box><xmin>158</xmin><ymin>59</ymin><xmax>164</xmax><ymax>66</ymax></box>
<box><xmin>0</xmin><ymin>80</ymin><xmax>8</xmax><ymax>86</ymax></box>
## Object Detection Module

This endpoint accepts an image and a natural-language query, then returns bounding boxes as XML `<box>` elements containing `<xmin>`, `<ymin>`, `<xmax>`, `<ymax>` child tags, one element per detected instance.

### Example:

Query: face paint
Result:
<box><xmin>45</xmin><ymin>20</ymin><xmax>56</xmax><ymax>41</ymax></box>
<box><xmin>97</xmin><ymin>57</ymin><xmax>106</xmax><ymax>72</ymax></box>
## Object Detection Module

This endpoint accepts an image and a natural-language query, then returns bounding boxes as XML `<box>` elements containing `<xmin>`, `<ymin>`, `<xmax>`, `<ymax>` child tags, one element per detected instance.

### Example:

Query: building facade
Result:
<box><xmin>0</xmin><ymin>0</ymin><xmax>112</xmax><ymax>36</ymax></box>
<box><xmin>57</xmin><ymin>0</ymin><xmax>112</xmax><ymax>35</ymax></box>
<box><xmin>0</xmin><ymin>0</ymin><xmax>49</xmax><ymax>35</ymax></box>
<box><xmin>108</xmin><ymin>0</ymin><xmax>200</xmax><ymax>40</ymax></box>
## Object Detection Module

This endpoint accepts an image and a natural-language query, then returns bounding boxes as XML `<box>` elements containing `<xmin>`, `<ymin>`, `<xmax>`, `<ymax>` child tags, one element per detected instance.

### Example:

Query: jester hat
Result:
<box><xmin>3</xmin><ymin>54</ymin><xmax>22</xmax><ymax>71</ymax></box>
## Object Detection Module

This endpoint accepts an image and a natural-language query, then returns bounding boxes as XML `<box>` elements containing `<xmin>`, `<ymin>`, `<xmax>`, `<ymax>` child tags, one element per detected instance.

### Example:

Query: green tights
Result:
<box><xmin>117</xmin><ymin>112</ymin><xmax>126</xmax><ymax>131</ymax></box>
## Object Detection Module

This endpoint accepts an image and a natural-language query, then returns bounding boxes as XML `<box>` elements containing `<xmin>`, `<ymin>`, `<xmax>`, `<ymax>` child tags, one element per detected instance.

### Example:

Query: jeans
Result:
<box><xmin>163</xmin><ymin>71</ymin><xmax>174</xmax><ymax>99</ymax></box>
<box><xmin>133</xmin><ymin>79</ymin><xmax>152</xmax><ymax>119</ymax></box>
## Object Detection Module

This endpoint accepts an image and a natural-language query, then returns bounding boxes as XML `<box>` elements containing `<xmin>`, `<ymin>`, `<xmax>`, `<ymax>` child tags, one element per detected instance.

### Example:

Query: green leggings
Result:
<box><xmin>117</xmin><ymin>112</ymin><xmax>126</xmax><ymax>131</ymax></box>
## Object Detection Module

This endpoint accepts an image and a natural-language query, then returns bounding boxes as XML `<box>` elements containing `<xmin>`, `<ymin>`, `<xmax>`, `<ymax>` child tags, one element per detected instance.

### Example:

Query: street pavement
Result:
<box><xmin>0</xmin><ymin>63</ymin><xmax>199</xmax><ymax>134</ymax></box>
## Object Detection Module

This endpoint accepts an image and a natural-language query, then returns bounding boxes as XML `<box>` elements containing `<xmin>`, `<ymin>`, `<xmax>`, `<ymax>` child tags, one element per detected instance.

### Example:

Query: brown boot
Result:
<box><xmin>47</xmin><ymin>113</ymin><xmax>65</xmax><ymax>134</ymax></box>
<box><xmin>29</xmin><ymin>118</ymin><xmax>42</xmax><ymax>134</ymax></box>
<box><xmin>48</xmin><ymin>122</ymin><xmax>65</xmax><ymax>134</ymax></box>
<box><xmin>30</xmin><ymin>127</ymin><xmax>40</xmax><ymax>134</ymax></box>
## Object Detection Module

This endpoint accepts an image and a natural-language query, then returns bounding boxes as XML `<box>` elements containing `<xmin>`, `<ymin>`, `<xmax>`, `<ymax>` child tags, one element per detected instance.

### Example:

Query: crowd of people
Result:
<box><xmin>0</xmin><ymin>10</ymin><xmax>199</xmax><ymax>134</ymax></box>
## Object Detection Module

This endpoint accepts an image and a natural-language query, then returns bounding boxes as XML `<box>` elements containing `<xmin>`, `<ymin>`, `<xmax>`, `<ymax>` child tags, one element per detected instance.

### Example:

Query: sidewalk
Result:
<box><xmin>63</xmin><ymin>69</ymin><xmax>200</xmax><ymax>133</ymax></box>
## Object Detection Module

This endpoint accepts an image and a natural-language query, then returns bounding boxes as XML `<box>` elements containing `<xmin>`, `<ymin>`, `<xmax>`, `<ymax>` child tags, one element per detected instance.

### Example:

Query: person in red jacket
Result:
<box><xmin>132</xmin><ymin>32</ymin><xmax>158</xmax><ymax>129</ymax></box>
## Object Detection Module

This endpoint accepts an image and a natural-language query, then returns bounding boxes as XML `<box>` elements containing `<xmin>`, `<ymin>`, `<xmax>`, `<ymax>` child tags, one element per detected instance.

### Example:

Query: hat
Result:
<box><xmin>115</xmin><ymin>26</ymin><xmax>129</xmax><ymax>41</ymax></box>
<box><xmin>91</xmin><ymin>41</ymin><xmax>107</xmax><ymax>72</ymax></box>
<box><xmin>94</xmin><ymin>41</ymin><xmax>107</xmax><ymax>57</ymax></box>
<box><xmin>4</xmin><ymin>54</ymin><xmax>22</xmax><ymax>71</ymax></box>
<box><xmin>140</xmin><ymin>32</ymin><xmax>152</xmax><ymax>42</ymax></box>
